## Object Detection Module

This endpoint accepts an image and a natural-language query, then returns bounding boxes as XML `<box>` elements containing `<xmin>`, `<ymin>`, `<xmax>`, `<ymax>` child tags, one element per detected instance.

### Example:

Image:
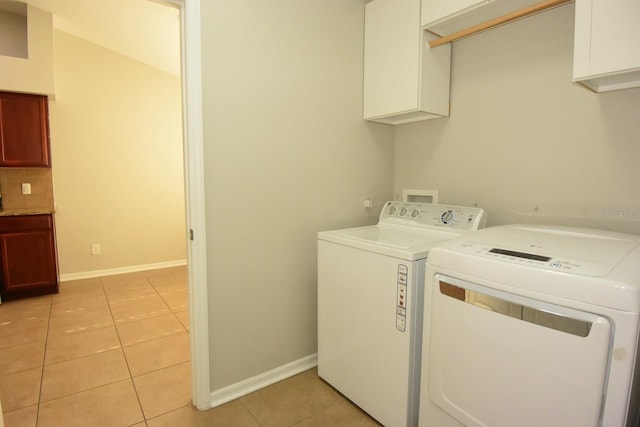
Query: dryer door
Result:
<box><xmin>426</xmin><ymin>274</ymin><xmax>612</xmax><ymax>427</ymax></box>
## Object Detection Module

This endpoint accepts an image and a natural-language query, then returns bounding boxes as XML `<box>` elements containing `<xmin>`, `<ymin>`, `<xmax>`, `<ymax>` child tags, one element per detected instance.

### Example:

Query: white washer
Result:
<box><xmin>419</xmin><ymin>224</ymin><xmax>640</xmax><ymax>427</ymax></box>
<box><xmin>318</xmin><ymin>201</ymin><xmax>486</xmax><ymax>427</ymax></box>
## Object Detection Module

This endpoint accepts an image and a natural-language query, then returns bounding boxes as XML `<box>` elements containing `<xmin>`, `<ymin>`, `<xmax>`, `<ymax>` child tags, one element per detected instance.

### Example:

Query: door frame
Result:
<box><xmin>157</xmin><ymin>0</ymin><xmax>211</xmax><ymax>410</ymax></box>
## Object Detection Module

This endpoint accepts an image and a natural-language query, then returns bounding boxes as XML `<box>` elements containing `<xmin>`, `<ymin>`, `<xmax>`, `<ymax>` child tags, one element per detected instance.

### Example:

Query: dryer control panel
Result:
<box><xmin>440</xmin><ymin>224</ymin><xmax>640</xmax><ymax>277</ymax></box>
<box><xmin>380</xmin><ymin>201</ymin><xmax>486</xmax><ymax>231</ymax></box>
<box><xmin>451</xmin><ymin>243</ymin><xmax>605</xmax><ymax>276</ymax></box>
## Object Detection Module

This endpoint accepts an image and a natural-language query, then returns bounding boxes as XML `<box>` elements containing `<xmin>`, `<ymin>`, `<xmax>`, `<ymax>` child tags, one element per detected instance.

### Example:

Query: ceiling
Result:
<box><xmin>8</xmin><ymin>0</ymin><xmax>181</xmax><ymax>76</ymax></box>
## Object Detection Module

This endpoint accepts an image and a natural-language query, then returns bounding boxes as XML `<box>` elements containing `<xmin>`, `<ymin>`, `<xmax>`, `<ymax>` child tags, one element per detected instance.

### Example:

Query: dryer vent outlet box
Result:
<box><xmin>403</xmin><ymin>189</ymin><xmax>438</xmax><ymax>204</ymax></box>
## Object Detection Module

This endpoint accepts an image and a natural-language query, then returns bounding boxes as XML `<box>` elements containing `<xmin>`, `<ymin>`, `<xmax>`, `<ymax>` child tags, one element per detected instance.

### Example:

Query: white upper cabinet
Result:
<box><xmin>363</xmin><ymin>0</ymin><xmax>451</xmax><ymax>125</ymax></box>
<box><xmin>421</xmin><ymin>0</ymin><xmax>542</xmax><ymax>36</ymax></box>
<box><xmin>573</xmin><ymin>0</ymin><xmax>640</xmax><ymax>92</ymax></box>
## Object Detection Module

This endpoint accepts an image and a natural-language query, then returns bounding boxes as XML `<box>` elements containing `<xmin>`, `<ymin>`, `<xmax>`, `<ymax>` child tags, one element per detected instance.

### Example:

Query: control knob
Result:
<box><xmin>441</xmin><ymin>210</ymin><xmax>457</xmax><ymax>225</ymax></box>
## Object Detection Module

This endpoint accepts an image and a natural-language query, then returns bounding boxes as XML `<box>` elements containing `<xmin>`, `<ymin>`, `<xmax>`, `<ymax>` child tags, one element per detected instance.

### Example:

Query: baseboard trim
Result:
<box><xmin>210</xmin><ymin>353</ymin><xmax>318</xmax><ymax>407</ymax></box>
<box><xmin>59</xmin><ymin>259</ymin><xmax>187</xmax><ymax>282</ymax></box>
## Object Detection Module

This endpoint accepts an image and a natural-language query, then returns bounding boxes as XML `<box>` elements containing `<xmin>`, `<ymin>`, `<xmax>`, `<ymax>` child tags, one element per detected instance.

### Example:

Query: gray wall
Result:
<box><xmin>395</xmin><ymin>4</ymin><xmax>640</xmax><ymax>234</ymax></box>
<box><xmin>201</xmin><ymin>0</ymin><xmax>395</xmax><ymax>390</ymax></box>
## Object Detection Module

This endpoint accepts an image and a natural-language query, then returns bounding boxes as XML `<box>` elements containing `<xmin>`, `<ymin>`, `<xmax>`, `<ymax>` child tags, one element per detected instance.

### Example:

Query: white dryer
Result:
<box><xmin>419</xmin><ymin>224</ymin><xmax>640</xmax><ymax>427</ymax></box>
<box><xmin>318</xmin><ymin>201</ymin><xmax>486</xmax><ymax>427</ymax></box>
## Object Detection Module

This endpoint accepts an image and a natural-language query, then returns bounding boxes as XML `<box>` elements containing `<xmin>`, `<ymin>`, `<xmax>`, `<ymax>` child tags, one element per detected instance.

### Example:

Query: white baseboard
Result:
<box><xmin>210</xmin><ymin>353</ymin><xmax>318</xmax><ymax>407</ymax></box>
<box><xmin>59</xmin><ymin>259</ymin><xmax>187</xmax><ymax>282</ymax></box>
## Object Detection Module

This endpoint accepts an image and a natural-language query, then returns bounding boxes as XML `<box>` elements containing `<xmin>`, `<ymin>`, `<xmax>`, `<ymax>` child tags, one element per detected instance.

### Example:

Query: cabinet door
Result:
<box><xmin>0</xmin><ymin>92</ymin><xmax>51</xmax><ymax>167</ymax></box>
<box><xmin>0</xmin><ymin>216</ymin><xmax>58</xmax><ymax>300</ymax></box>
<box><xmin>363</xmin><ymin>0</ymin><xmax>421</xmax><ymax>120</ymax></box>
<box><xmin>573</xmin><ymin>0</ymin><xmax>640</xmax><ymax>91</ymax></box>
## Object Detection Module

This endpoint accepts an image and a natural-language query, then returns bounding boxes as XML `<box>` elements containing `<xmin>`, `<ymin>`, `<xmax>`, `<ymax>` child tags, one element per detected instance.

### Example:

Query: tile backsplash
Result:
<box><xmin>0</xmin><ymin>168</ymin><xmax>54</xmax><ymax>210</ymax></box>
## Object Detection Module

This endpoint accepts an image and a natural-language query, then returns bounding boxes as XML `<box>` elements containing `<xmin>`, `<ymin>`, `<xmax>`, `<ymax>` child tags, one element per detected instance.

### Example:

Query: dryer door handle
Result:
<box><xmin>439</xmin><ymin>279</ymin><xmax>594</xmax><ymax>338</ymax></box>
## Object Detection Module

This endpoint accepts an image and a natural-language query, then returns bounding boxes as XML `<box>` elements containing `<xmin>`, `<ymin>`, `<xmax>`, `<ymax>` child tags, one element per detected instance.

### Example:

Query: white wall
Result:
<box><xmin>395</xmin><ymin>4</ymin><xmax>640</xmax><ymax>234</ymax></box>
<box><xmin>49</xmin><ymin>30</ymin><xmax>186</xmax><ymax>277</ymax></box>
<box><xmin>200</xmin><ymin>0</ymin><xmax>395</xmax><ymax>390</ymax></box>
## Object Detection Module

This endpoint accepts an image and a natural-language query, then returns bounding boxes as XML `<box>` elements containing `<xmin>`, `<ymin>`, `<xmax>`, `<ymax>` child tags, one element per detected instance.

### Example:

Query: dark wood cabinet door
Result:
<box><xmin>0</xmin><ymin>92</ymin><xmax>51</xmax><ymax>167</ymax></box>
<box><xmin>0</xmin><ymin>215</ymin><xmax>58</xmax><ymax>300</ymax></box>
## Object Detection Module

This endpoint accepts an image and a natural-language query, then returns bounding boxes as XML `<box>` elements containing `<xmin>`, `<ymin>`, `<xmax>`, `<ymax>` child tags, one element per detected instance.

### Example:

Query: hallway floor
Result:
<box><xmin>0</xmin><ymin>266</ymin><xmax>380</xmax><ymax>426</ymax></box>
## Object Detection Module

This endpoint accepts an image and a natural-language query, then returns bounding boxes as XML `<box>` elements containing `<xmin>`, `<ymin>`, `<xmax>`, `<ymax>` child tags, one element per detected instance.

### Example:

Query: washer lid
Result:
<box><xmin>318</xmin><ymin>224</ymin><xmax>465</xmax><ymax>261</ymax></box>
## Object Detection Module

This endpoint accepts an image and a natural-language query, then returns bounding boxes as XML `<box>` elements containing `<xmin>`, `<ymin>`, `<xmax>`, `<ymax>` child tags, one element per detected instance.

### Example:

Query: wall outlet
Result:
<box><xmin>91</xmin><ymin>243</ymin><xmax>101</xmax><ymax>255</ymax></box>
<box><xmin>21</xmin><ymin>183</ymin><xmax>31</xmax><ymax>195</ymax></box>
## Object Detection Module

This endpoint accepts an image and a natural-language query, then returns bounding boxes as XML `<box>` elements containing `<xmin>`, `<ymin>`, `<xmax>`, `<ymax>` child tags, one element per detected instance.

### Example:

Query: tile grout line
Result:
<box><xmin>109</xmin><ymin>274</ymin><xmax>190</xmax><ymax>423</ymax></box>
<box><xmin>145</xmin><ymin>274</ymin><xmax>189</xmax><ymax>336</ymax></box>
<box><xmin>141</xmin><ymin>274</ymin><xmax>191</xmax><ymax>422</ymax></box>
<box><xmin>101</xmin><ymin>276</ymin><xmax>148</xmax><ymax>424</ymax></box>
<box><xmin>34</xmin><ymin>281</ymin><xmax>152</xmax><ymax>415</ymax></box>
<box><xmin>35</xmin><ymin>294</ymin><xmax>54</xmax><ymax>427</ymax></box>
<box><xmin>237</xmin><ymin>397</ymin><xmax>265</xmax><ymax>427</ymax></box>
<box><xmin>24</xmin><ymin>270</ymin><xmax>188</xmax><ymax>425</ymax></box>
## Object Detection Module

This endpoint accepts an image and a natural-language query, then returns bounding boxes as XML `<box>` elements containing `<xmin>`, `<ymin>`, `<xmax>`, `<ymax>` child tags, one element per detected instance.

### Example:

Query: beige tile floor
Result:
<box><xmin>0</xmin><ymin>266</ymin><xmax>380</xmax><ymax>426</ymax></box>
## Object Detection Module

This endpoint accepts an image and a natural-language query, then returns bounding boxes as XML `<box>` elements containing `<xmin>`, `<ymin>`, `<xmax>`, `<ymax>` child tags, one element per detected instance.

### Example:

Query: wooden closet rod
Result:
<box><xmin>428</xmin><ymin>0</ymin><xmax>573</xmax><ymax>48</ymax></box>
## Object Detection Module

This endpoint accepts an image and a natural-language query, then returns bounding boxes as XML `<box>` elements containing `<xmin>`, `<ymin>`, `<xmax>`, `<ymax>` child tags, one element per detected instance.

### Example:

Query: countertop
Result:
<box><xmin>0</xmin><ymin>208</ymin><xmax>55</xmax><ymax>216</ymax></box>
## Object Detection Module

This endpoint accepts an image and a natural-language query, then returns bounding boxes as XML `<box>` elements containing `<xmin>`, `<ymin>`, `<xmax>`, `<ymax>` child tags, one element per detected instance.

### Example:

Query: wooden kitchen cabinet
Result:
<box><xmin>0</xmin><ymin>91</ymin><xmax>51</xmax><ymax>167</ymax></box>
<box><xmin>0</xmin><ymin>214</ymin><xmax>58</xmax><ymax>301</ymax></box>
<box><xmin>573</xmin><ymin>0</ymin><xmax>640</xmax><ymax>92</ymax></box>
<box><xmin>363</xmin><ymin>0</ymin><xmax>451</xmax><ymax>125</ymax></box>
<box><xmin>421</xmin><ymin>0</ymin><xmax>543</xmax><ymax>36</ymax></box>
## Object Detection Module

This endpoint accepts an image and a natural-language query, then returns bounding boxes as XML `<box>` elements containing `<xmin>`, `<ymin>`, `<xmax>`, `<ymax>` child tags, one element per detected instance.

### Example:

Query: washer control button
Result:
<box><xmin>396</xmin><ymin>264</ymin><xmax>408</xmax><ymax>332</ymax></box>
<box><xmin>396</xmin><ymin>314</ymin><xmax>406</xmax><ymax>332</ymax></box>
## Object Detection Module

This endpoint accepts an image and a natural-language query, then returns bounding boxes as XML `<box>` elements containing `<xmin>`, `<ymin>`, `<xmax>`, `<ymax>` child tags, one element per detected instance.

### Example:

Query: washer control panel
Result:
<box><xmin>396</xmin><ymin>264</ymin><xmax>408</xmax><ymax>332</ymax></box>
<box><xmin>380</xmin><ymin>201</ymin><xmax>486</xmax><ymax>231</ymax></box>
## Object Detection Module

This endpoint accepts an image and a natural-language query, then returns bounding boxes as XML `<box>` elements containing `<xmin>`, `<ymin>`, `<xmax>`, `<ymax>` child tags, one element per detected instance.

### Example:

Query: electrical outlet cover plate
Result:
<box><xmin>91</xmin><ymin>244</ymin><xmax>101</xmax><ymax>255</ymax></box>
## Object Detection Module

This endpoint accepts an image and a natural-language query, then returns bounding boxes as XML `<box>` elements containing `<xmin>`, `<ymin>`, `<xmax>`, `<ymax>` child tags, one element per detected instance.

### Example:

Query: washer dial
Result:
<box><xmin>441</xmin><ymin>210</ymin><xmax>457</xmax><ymax>225</ymax></box>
